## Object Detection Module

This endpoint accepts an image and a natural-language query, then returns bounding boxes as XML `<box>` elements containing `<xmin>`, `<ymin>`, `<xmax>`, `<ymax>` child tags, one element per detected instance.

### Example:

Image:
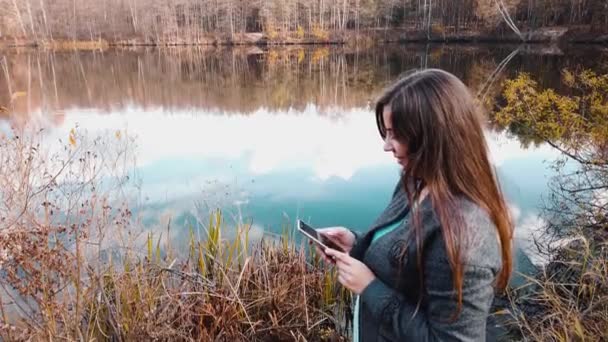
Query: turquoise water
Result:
<box><xmin>3</xmin><ymin>44</ymin><xmax>604</xmax><ymax>276</ymax></box>
<box><xmin>46</xmin><ymin>107</ymin><xmax>556</xmax><ymax>277</ymax></box>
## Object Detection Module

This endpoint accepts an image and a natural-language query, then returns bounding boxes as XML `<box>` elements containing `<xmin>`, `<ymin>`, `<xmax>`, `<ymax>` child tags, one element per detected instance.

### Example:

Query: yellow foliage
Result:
<box><xmin>562</xmin><ymin>69</ymin><xmax>575</xmax><ymax>87</ymax></box>
<box><xmin>265</xmin><ymin>23</ymin><xmax>278</xmax><ymax>40</ymax></box>
<box><xmin>495</xmin><ymin>70</ymin><xmax>608</xmax><ymax>150</ymax></box>
<box><xmin>296</xmin><ymin>25</ymin><xmax>305</xmax><ymax>39</ymax></box>
<box><xmin>311</xmin><ymin>25</ymin><xmax>329</xmax><ymax>41</ymax></box>
<box><xmin>431</xmin><ymin>23</ymin><xmax>445</xmax><ymax>35</ymax></box>
<box><xmin>267</xmin><ymin>50</ymin><xmax>279</xmax><ymax>66</ymax></box>
<box><xmin>311</xmin><ymin>48</ymin><xmax>329</xmax><ymax>64</ymax></box>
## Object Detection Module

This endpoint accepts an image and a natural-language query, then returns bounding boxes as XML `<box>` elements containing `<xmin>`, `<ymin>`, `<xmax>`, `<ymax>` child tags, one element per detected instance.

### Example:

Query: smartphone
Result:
<box><xmin>297</xmin><ymin>220</ymin><xmax>344</xmax><ymax>252</ymax></box>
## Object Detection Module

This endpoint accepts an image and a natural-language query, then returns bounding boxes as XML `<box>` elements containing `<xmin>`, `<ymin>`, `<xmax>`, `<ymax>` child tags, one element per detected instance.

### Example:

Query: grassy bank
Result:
<box><xmin>0</xmin><ymin>128</ymin><xmax>349</xmax><ymax>341</ymax></box>
<box><xmin>1</xmin><ymin>212</ymin><xmax>350</xmax><ymax>341</ymax></box>
<box><xmin>507</xmin><ymin>237</ymin><xmax>608</xmax><ymax>340</ymax></box>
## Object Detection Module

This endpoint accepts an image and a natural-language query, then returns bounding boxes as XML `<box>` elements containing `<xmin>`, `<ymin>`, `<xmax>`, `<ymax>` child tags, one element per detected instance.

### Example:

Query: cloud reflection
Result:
<box><xmin>46</xmin><ymin>105</ymin><xmax>559</xmax><ymax>182</ymax></box>
<box><xmin>32</xmin><ymin>105</ymin><xmax>562</xmax><ymax>270</ymax></box>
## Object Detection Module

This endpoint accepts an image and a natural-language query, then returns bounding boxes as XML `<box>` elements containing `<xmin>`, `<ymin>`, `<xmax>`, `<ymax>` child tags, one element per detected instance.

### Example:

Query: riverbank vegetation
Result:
<box><xmin>0</xmin><ymin>128</ymin><xmax>350</xmax><ymax>340</ymax></box>
<box><xmin>1</xmin><ymin>52</ymin><xmax>607</xmax><ymax>340</ymax></box>
<box><xmin>0</xmin><ymin>0</ymin><xmax>607</xmax><ymax>46</ymax></box>
<box><xmin>493</xmin><ymin>69</ymin><xmax>608</xmax><ymax>340</ymax></box>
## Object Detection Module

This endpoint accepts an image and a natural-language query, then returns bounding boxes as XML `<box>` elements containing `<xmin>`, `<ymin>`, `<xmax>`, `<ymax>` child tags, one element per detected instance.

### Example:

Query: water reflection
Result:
<box><xmin>2</xmin><ymin>45</ymin><xmax>606</xmax><ymax>126</ymax></box>
<box><xmin>2</xmin><ymin>44</ymin><xmax>604</xmax><ymax>274</ymax></box>
<box><xmin>41</xmin><ymin>106</ymin><xmax>560</xmax><ymax>272</ymax></box>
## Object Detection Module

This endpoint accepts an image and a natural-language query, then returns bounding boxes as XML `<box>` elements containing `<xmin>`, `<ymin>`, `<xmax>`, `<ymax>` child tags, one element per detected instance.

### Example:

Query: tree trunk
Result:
<box><xmin>25</xmin><ymin>0</ymin><xmax>37</xmax><ymax>41</ymax></box>
<box><xmin>320</xmin><ymin>0</ymin><xmax>324</xmax><ymax>30</ymax></box>
<box><xmin>426</xmin><ymin>0</ymin><xmax>432</xmax><ymax>39</ymax></box>
<box><xmin>10</xmin><ymin>0</ymin><xmax>27</xmax><ymax>37</ymax></box>
<box><xmin>228</xmin><ymin>3</ymin><xmax>234</xmax><ymax>38</ymax></box>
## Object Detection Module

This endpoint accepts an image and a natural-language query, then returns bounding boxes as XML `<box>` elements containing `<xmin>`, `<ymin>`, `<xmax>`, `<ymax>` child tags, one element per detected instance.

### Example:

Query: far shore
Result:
<box><xmin>1</xmin><ymin>26</ymin><xmax>606</xmax><ymax>50</ymax></box>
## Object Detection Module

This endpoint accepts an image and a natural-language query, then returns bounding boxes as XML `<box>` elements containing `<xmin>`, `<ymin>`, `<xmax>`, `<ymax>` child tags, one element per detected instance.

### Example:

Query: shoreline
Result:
<box><xmin>1</xmin><ymin>27</ymin><xmax>606</xmax><ymax>50</ymax></box>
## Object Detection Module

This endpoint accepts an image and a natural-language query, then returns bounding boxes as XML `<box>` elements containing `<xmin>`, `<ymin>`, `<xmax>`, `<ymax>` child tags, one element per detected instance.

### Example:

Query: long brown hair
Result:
<box><xmin>375</xmin><ymin>69</ymin><xmax>513</xmax><ymax>315</ymax></box>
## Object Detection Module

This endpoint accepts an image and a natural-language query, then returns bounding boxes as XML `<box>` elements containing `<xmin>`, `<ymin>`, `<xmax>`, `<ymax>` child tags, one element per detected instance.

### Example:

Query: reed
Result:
<box><xmin>0</xmin><ymin>127</ymin><xmax>350</xmax><ymax>341</ymax></box>
<box><xmin>507</xmin><ymin>237</ymin><xmax>608</xmax><ymax>341</ymax></box>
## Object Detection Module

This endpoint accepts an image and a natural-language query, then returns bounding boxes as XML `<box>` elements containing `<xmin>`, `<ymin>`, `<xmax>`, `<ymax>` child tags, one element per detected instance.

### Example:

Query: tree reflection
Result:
<box><xmin>2</xmin><ymin>45</ymin><xmax>604</xmax><ymax>129</ymax></box>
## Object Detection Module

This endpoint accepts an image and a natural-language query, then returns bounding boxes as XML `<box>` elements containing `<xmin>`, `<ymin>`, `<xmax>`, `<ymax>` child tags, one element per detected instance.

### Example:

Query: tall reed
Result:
<box><xmin>0</xmin><ymin>127</ymin><xmax>351</xmax><ymax>341</ymax></box>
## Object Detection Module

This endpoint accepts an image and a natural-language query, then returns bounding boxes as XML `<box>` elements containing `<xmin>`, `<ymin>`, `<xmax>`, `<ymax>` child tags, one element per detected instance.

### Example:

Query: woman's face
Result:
<box><xmin>382</xmin><ymin>105</ymin><xmax>408</xmax><ymax>167</ymax></box>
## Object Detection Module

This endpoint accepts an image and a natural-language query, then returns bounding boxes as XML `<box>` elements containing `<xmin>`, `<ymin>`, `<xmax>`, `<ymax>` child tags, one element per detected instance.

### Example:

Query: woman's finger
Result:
<box><xmin>320</xmin><ymin>233</ymin><xmax>347</xmax><ymax>251</ymax></box>
<box><xmin>312</xmin><ymin>245</ymin><xmax>329</xmax><ymax>261</ymax></box>
<box><xmin>323</xmin><ymin>230</ymin><xmax>341</xmax><ymax>240</ymax></box>
<box><xmin>333</xmin><ymin>260</ymin><xmax>353</xmax><ymax>273</ymax></box>
<box><xmin>324</xmin><ymin>248</ymin><xmax>350</xmax><ymax>263</ymax></box>
<box><xmin>334</xmin><ymin>260</ymin><xmax>351</xmax><ymax>273</ymax></box>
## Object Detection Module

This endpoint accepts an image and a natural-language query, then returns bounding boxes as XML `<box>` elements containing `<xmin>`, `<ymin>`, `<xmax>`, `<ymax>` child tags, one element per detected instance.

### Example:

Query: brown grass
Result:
<box><xmin>507</xmin><ymin>237</ymin><xmax>608</xmax><ymax>341</ymax></box>
<box><xmin>0</xmin><ymin>128</ymin><xmax>350</xmax><ymax>341</ymax></box>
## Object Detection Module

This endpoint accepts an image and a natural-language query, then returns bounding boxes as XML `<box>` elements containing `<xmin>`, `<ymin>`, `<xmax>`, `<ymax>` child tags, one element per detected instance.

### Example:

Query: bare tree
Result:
<box><xmin>0</xmin><ymin>0</ymin><xmax>605</xmax><ymax>43</ymax></box>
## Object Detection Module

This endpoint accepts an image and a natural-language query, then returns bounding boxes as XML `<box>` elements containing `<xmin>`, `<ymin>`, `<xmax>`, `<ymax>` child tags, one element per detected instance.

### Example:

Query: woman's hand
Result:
<box><xmin>309</xmin><ymin>226</ymin><xmax>356</xmax><ymax>263</ymax></box>
<box><xmin>324</xmin><ymin>248</ymin><xmax>376</xmax><ymax>295</ymax></box>
<box><xmin>317</xmin><ymin>226</ymin><xmax>356</xmax><ymax>252</ymax></box>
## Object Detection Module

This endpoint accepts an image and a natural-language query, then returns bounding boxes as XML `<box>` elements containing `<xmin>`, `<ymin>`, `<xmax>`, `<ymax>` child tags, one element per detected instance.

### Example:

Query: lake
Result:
<box><xmin>1</xmin><ymin>44</ymin><xmax>605</xmax><ymax>280</ymax></box>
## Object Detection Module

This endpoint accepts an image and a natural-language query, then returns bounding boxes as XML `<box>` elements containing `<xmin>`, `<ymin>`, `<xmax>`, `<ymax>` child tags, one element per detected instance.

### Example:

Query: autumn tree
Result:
<box><xmin>494</xmin><ymin>69</ymin><xmax>608</xmax><ymax>341</ymax></box>
<box><xmin>0</xmin><ymin>0</ymin><xmax>606</xmax><ymax>43</ymax></box>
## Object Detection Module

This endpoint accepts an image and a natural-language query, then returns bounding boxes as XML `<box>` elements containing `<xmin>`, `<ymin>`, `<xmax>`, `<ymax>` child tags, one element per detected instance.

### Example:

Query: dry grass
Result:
<box><xmin>0</xmin><ymin>128</ymin><xmax>350</xmax><ymax>341</ymax></box>
<box><xmin>507</xmin><ymin>237</ymin><xmax>608</xmax><ymax>341</ymax></box>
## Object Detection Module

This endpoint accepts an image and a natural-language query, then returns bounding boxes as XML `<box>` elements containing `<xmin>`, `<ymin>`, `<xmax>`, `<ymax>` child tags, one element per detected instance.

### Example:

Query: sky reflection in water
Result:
<box><xmin>41</xmin><ymin>105</ymin><xmax>560</xmax><ymax>272</ymax></box>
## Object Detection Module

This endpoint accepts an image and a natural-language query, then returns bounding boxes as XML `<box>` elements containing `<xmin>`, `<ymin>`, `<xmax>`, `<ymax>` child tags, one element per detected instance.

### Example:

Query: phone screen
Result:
<box><xmin>297</xmin><ymin>220</ymin><xmax>344</xmax><ymax>252</ymax></box>
<box><xmin>298</xmin><ymin>220</ymin><xmax>324</xmax><ymax>246</ymax></box>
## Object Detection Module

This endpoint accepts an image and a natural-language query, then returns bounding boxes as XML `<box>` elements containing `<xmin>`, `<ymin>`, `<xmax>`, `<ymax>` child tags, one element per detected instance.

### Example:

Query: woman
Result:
<box><xmin>319</xmin><ymin>69</ymin><xmax>513</xmax><ymax>341</ymax></box>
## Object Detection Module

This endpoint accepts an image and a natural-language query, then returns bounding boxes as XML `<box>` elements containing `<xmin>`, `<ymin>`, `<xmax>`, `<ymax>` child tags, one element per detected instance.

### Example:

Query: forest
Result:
<box><xmin>0</xmin><ymin>0</ymin><xmax>606</xmax><ymax>45</ymax></box>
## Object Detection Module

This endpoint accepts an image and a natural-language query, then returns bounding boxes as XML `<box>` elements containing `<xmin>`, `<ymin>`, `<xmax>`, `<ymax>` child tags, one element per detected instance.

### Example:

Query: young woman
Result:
<box><xmin>319</xmin><ymin>69</ymin><xmax>513</xmax><ymax>341</ymax></box>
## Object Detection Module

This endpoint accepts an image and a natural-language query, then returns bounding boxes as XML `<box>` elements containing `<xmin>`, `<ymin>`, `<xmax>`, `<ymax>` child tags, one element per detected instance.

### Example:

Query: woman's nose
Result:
<box><xmin>383</xmin><ymin>137</ymin><xmax>393</xmax><ymax>152</ymax></box>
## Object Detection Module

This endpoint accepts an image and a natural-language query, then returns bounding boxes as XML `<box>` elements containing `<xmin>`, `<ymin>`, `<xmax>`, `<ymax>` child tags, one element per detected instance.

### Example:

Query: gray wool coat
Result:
<box><xmin>350</xmin><ymin>180</ymin><xmax>502</xmax><ymax>341</ymax></box>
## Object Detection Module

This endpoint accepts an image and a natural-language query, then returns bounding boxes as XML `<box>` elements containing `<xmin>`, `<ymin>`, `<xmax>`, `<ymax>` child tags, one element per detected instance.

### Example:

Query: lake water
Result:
<box><xmin>1</xmin><ymin>44</ymin><xmax>606</xmax><ymax>279</ymax></box>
